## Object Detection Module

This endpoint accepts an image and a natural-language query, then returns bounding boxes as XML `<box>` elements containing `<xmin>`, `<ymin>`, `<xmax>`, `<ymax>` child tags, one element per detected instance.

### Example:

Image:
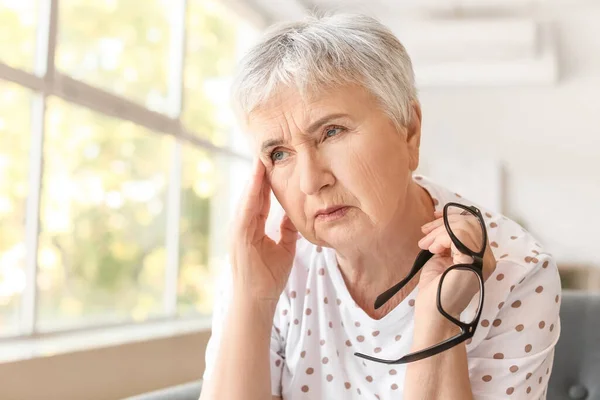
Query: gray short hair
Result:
<box><xmin>231</xmin><ymin>12</ymin><xmax>418</xmax><ymax>130</ymax></box>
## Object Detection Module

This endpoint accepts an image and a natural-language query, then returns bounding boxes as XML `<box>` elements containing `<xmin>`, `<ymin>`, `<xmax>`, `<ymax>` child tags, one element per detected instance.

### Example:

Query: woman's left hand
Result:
<box><xmin>416</xmin><ymin>208</ymin><xmax>497</xmax><ymax>319</ymax></box>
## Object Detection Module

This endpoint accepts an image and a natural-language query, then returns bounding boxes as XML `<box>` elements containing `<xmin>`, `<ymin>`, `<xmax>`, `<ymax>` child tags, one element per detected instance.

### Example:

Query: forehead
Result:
<box><xmin>245</xmin><ymin>84</ymin><xmax>371</xmax><ymax>141</ymax></box>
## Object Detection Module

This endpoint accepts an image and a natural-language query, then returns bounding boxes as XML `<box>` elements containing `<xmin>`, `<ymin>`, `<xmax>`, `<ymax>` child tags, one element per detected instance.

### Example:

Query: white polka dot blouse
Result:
<box><xmin>203</xmin><ymin>175</ymin><xmax>561</xmax><ymax>400</ymax></box>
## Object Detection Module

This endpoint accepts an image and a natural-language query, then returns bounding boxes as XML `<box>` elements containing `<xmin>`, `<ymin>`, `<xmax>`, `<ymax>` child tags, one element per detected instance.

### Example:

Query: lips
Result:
<box><xmin>315</xmin><ymin>205</ymin><xmax>347</xmax><ymax>217</ymax></box>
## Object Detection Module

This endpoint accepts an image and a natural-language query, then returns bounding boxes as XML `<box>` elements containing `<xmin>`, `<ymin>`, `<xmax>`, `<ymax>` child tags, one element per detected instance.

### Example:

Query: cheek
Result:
<box><xmin>270</xmin><ymin>170</ymin><xmax>305</xmax><ymax>217</ymax></box>
<box><xmin>331</xmin><ymin>139</ymin><xmax>410</xmax><ymax>212</ymax></box>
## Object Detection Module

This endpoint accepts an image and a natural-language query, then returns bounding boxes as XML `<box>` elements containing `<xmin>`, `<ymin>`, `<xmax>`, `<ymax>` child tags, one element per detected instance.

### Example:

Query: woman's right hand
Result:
<box><xmin>230</xmin><ymin>158</ymin><xmax>299</xmax><ymax>305</ymax></box>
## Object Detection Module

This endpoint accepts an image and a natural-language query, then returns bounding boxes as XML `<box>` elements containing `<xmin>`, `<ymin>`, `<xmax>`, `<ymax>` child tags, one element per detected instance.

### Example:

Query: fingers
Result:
<box><xmin>419</xmin><ymin>223</ymin><xmax>478</xmax><ymax>263</ymax></box>
<box><xmin>237</xmin><ymin>159</ymin><xmax>270</xmax><ymax>239</ymax></box>
<box><xmin>422</xmin><ymin>212</ymin><xmax>479</xmax><ymax>234</ymax></box>
<box><xmin>278</xmin><ymin>213</ymin><xmax>299</xmax><ymax>253</ymax></box>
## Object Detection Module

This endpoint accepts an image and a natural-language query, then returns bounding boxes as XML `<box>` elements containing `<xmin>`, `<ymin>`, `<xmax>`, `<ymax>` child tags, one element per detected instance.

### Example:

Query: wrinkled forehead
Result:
<box><xmin>243</xmin><ymin>83</ymin><xmax>371</xmax><ymax>149</ymax></box>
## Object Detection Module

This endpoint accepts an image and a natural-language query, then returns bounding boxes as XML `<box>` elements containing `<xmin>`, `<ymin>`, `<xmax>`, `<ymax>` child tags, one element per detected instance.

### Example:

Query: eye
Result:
<box><xmin>270</xmin><ymin>149</ymin><xmax>290</xmax><ymax>163</ymax></box>
<box><xmin>324</xmin><ymin>126</ymin><xmax>345</xmax><ymax>139</ymax></box>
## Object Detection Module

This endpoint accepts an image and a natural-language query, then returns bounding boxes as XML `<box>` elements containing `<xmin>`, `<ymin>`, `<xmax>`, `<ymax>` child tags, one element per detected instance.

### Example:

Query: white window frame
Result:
<box><xmin>0</xmin><ymin>0</ymin><xmax>265</xmax><ymax>341</ymax></box>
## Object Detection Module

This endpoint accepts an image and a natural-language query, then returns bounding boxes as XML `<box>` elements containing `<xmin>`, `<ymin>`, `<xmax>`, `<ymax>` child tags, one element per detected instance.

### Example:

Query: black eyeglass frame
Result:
<box><xmin>354</xmin><ymin>202</ymin><xmax>487</xmax><ymax>365</ymax></box>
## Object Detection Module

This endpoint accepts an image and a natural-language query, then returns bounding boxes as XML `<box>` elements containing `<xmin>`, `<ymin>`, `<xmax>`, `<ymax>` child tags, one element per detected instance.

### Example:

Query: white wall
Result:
<box><xmin>415</xmin><ymin>5</ymin><xmax>600</xmax><ymax>266</ymax></box>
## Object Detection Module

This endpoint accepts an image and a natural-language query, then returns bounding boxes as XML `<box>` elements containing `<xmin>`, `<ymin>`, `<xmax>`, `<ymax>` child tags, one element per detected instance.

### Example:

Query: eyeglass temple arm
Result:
<box><xmin>355</xmin><ymin>330</ymin><xmax>470</xmax><ymax>365</ymax></box>
<box><xmin>374</xmin><ymin>250</ymin><xmax>434</xmax><ymax>310</ymax></box>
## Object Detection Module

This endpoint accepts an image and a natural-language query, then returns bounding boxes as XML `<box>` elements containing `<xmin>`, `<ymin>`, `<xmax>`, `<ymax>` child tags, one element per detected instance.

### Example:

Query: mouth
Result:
<box><xmin>315</xmin><ymin>205</ymin><xmax>350</xmax><ymax>221</ymax></box>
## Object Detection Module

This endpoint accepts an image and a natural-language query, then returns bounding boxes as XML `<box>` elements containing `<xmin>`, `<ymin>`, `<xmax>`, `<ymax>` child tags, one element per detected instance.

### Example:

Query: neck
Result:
<box><xmin>335</xmin><ymin>181</ymin><xmax>436</xmax><ymax>319</ymax></box>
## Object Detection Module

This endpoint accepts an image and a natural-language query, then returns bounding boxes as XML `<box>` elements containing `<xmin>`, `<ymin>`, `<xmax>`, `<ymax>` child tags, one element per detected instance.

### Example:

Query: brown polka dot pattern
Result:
<box><xmin>357</xmin><ymin>335</ymin><xmax>365</xmax><ymax>342</ymax></box>
<box><xmin>322</xmin><ymin>357</ymin><xmax>329</xmax><ymax>364</ymax></box>
<box><xmin>374</xmin><ymin>347</ymin><xmax>382</xmax><ymax>353</ymax></box>
<box><xmin>498</xmin><ymin>302</ymin><xmax>505</xmax><ymax>309</ymax></box>
<box><xmin>481</xmin><ymin>319</ymin><xmax>490</xmax><ymax>327</ymax></box>
<box><xmin>490</xmin><ymin>222</ymin><xmax>498</xmax><ymax>228</ymax></box>
<box><xmin>408</xmin><ymin>299</ymin><xmax>415</xmax><ymax>307</ymax></box>
<box><xmin>320</xmin><ymin>339</ymin><xmax>326</xmax><ymax>346</ymax></box>
<box><xmin>305</xmin><ymin>308</ymin><xmax>312</xmax><ymax>315</ymax></box>
<box><xmin>301</xmin><ymin>351</ymin><xmax>306</xmax><ymax>358</ymax></box>
<box><xmin>290</xmin><ymin>291</ymin><xmax>297</xmax><ymax>298</ymax></box>
<box><xmin>539</xmin><ymin>321</ymin><xmax>546</xmax><ymax>329</ymax></box>
<box><xmin>372</xmin><ymin>330</ymin><xmax>380</xmax><ymax>337</ymax></box>
<box><xmin>526</xmin><ymin>372</ymin><xmax>532</xmax><ymax>380</ymax></box>
<box><xmin>395</xmin><ymin>335</ymin><xmax>402</xmax><ymax>341</ymax></box>
<box><xmin>302</xmin><ymin>385</ymin><xmax>309</xmax><ymax>392</ymax></box>
<box><xmin>516</xmin><ymin>324</ymin><xmax>524</xmax><ymax>332</ymax></box>
<box><xmin>391</xmin><ymin>383</ymin><xmax>399</xmax><ymax>390</ymax></box>
<box><xmin>366</xmin><ymin>376</ymin><xmax>373</xmax><ymax>382</ymax></box>
<box><xmin>506</xmin><ymin>387</ymin><xmax>514</xmax><ymax>395</ymax></box>
<box><xmin>355</xmin><ymin>321</ymin><xmax>361</xmax><ymax>327</ymax></box>
<box><xmin>510</xmin><ymin>365</ymin><xmax>519</xmax><ymax>373</ymax></box>
<box><xmin>389</xmin><ymin>369</ymin><xmax>397</xmax><ymax>375</ymax></box>
<box><xmin>493</xmin><ymin>319</ymin><xmax>502</xmax><ymax>327</ymax></box>
<box><xmin>527</xmin><ymin>386</ymin><xmax>531</xmax><ymax>394</ymax></box>
<box><xmin>316</xmin><ymin>246</ymin><xmax>322</xmax><ymax>252</ymax></box>
<box><xmin>491</xmin><ymin>241</ymin><xmax>499</xmax><ymax>248</ymax></box>
<box><xmin>482</xmin><ymin>375</ymin><xmax>492</xmax><ymax>382</ymax></box>
<box><xmin>324</xmin><ymin>297</ymin><xmax>328</xmax><ymax>304</ymax></box>
<box><xmin>496</xmin><ymin>273</ymin><xmax>505</xmax><ymax>281</ymax></box>
<box><xmin>327</xmin><ymin>374</ymin><xmax>333</xmax><ymax>382</ymax></box>
<box><xmin>511</xmin><ymin>300</ymin><xmax>522</xmax><ymax>308</ymax></box>
<box><xmin>275</xmin><ymin>359</ymin><xmax>281</xmax><ymax>367</ymax></box>
<box><xmin>525</xmin><ymin>344</ymin><xmax>532</xmax><ymax>353</ymax></box>
<box><xmin>318</xmin><ymin>268</ymin><xmax>325</xmax><ymax>276</ymax></box>
<box><xmin>535</xmin><ymin>286</ymin><xmax>544</xmax><ymax>293</ymax></box>
<box><xmin>345</xmin><ymin>340</ymin><xmax>352</xmax><ymax>347</ymax></box>
<box><xmin>543</xmin><ymin>261</ymin><xmax>549</xmax><ymax>268</ymax></box>
<box><xmin>493</xmin><ymin>353</ymin><xmax>504</xmax><ymax>359</ymax></box>
<box><xmin>306</xmin><ymin>367</ymin><xmax>314</xmax><ymax>375</ymax></box>
<box><xmin>500</xmin><ymin>253</ymin><xmax>509</xmax><ymax>259</ymax></box>
<box><xmin>344</xmin><ymin>382</ymin><xmax>351</xmax><ymax>389</ymax></box>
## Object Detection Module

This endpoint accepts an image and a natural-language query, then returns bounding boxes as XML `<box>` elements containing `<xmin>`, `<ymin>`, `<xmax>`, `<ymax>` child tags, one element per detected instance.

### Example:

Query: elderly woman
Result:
<box><xmin>200</xmin><ymin>13</ymin><xmax>561</xmax><ymax>400</ymax></box>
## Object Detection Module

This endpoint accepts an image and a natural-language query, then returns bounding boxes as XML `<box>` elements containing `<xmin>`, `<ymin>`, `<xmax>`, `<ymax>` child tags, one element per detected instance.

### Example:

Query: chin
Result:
<box><xmin>315</xmin><ymin>224</ymin><xmax>365</xmax><ymax>250</ymax></box>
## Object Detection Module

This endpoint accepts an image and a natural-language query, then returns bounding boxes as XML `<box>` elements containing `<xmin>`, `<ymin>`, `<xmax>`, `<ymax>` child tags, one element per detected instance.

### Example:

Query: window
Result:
<box><xmin>38</xmin><ymin>98</ymin><xmax>173</xmax><ymax>331</ymax></box>
<box><xmin>56</xmin><ymin>0</ymin><xmax>172</xmax><ymax>112</ymax></box>
<box><xmin>0</xmin><ymin>81</ymin><xmax>32</xmax><ymax>336</ymax></box>
<box><xmin>0</xmin><ymin>0</ymin><xmax>39</xmax><ymax>71</ymax></box>
<box><xmin>0</xmin><ymin>0</ymin><xmax>261</xmax><ymax>339</ymax></box>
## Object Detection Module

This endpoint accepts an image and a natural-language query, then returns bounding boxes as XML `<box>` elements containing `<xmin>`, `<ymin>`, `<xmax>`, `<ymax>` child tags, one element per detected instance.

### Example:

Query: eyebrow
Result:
<box><xmin>260</xmin><ymin>113</ymin><xmax>350</xmax><ymax>153</ymax></box>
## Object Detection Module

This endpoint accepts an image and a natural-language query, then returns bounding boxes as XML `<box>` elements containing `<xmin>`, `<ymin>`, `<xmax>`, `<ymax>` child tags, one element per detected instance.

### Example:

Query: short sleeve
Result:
<box><xmin>202</xmin><ymin>208</ymin><xmax>292</xmax><ymax>397</ymax></box>
<box><xmin>468</xmin><ymin>252</ymin><xmax>561</xmax><ymax>399</ymax></box>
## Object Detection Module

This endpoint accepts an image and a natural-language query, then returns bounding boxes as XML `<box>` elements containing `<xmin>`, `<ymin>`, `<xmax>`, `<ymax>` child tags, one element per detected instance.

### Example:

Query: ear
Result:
<box><xmin>405</xmin><ymin>101</ymin><xmax>422</xmax><ymax>172</ymax></box>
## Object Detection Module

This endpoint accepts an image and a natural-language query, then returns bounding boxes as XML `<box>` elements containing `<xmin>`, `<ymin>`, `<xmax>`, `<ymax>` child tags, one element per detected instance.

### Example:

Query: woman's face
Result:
<box><xmin>246</xmin><ymin>84</ymin><xmax>421</xmax><ymax>249</ymax></box>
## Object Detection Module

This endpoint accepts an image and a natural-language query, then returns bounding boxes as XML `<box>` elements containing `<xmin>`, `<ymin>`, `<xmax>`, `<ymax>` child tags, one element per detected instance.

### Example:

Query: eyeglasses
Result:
<box><xmin>354</xmin><ymin>202</ymin><xmax>487</xmax><ymax>364</ymax></box>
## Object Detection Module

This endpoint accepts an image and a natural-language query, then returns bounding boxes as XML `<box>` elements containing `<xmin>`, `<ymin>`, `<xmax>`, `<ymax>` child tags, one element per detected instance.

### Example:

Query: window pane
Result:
<box><xmin>56</xmin><ymin>0</ymin><xmax>172</xmax><ymax>111</ymax></box>
<box><xmin>38</xmin><ymin>98</ymin><xmax>173</xmax><ymax>331</ymax></box>
<box><xmin>177</xmin><ymin>148</ymin><xmax>250</xmax><ymax>315</ymax></box>
<box><xmin>182</xmin><ymin>0</ymin><xmax>257</xmax><ymax>147</ymax></box>
<box><xmin>0</xmin><ymin>80</ymin><xmax>31</xmax><ymax>337</ymax></box>
<box><xmin>0</xmin><ymin>0</ymin><xmax>38</xmax><ymax>71</ymax></box>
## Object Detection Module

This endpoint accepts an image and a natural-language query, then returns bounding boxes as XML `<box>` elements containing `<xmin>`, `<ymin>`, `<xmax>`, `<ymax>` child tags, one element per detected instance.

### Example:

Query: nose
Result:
<box><xmin>298</xmin><ymin>149</ymin><xmax>335</xmax><ymax>196</ymax></box>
